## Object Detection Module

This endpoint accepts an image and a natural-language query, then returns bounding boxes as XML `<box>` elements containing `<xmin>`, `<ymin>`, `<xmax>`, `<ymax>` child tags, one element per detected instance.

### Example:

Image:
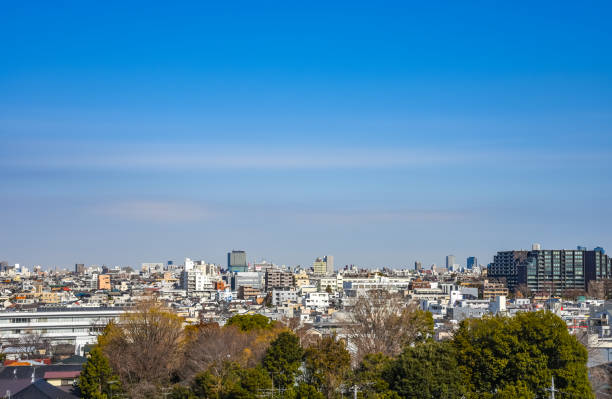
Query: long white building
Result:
<box><xmin>0</xmin><ymin>307</ymin><xmax>127</xmax><ymax>355</ymax></box>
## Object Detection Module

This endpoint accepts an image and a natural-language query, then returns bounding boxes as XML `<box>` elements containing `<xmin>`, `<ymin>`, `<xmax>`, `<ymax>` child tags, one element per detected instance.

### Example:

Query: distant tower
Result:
<box><xmin>446</xmin><ymin>255</ymin><xmax>455</xmax><ymax>269</ymax></box>
<box><xmin>466</xmin><ymin>257</ymin><xmax>477</xmax><ymax>270</ymax></box>
<box><xmin>324</xmin><ymin>255</ymin><xmax>334</xmax><ymax>274</ymax></box>
<box><xmin>228</xmin><ymin>250</ymin><xmax>248</xmax><ymax>273</ymax></box>
<box><xmin>532</xmin><ymin>243</ymin><xmax>541</xmax><ymax>251</ymax></box>
<box><xmin>75</xmin><ymin>263</ymin><xmax>85</xmax><ymax>275</ymax></box>
<box><xmin>414</xmin><ymin>261</ymin><xmax>422</xmax><ymax>271</ymax></box>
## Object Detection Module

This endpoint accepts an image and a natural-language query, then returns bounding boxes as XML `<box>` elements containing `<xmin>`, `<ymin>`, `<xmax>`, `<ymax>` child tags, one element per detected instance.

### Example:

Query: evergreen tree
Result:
<box><xmin>453</xmin><ymin>311</ymin><xmax>594</xmax><ymax>398</ymax></box>
<box><xmin>263</xmin><ymin>331</ymin><xmax>304</xmax><ymax>389</ymax></box>
<box><xmin>385</xmin><ymin>341</ymin><xmax>466</xmax><ymax>399</ymax></box>
<box><xmin>225</xmin><ymin>314</ymin><xmax>275</xmax><ymax>332</ymax></box>
<box><xmin>79</xmin><ymin>346</ymin><xmax>120</xmax><ymax>399</ymax></box>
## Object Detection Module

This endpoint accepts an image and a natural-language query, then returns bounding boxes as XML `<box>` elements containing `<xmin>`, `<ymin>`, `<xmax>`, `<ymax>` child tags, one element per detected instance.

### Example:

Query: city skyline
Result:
<box><xmin>2</xmin><ymin>2</ymin><xmax>612</xmax><ymax>268</ymax></box>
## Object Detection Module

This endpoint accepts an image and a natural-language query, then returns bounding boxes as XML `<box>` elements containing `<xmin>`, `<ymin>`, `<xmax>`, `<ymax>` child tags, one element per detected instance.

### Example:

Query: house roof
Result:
<box><xmin>58</xmin><ymin>355</ymin><xmax>87</xmax><ymax>365</ymax></box>
<box><xmin>43</xmin><ymin>371</ymin><xmax>81</xmax><ymax>379</ymax></box>
<box><xmin>12</xmin><ymin>379</ymin><xmax>79</xmax><ymax>399</ymax></box>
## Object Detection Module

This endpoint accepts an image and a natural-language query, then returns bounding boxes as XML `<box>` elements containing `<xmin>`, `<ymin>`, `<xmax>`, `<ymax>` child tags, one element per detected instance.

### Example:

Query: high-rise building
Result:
<box><xmin>228</xmin><ymin>250</ymin><xmax>248</xmax><ymax>273</ymax></box>
<box><xmin>325</xmin><ymin>255</ymin><xmax>334</xmax><ymax>274</ymax></box>
<box><xmin>75</xmin><ymin>263</ymin><xmax>85</xmax><ymax>275</ymax></box>
<box><xmin>313</xmin><ymin>256</ymin><xmax>334</xmax><ymax>275</ymax></box>
<box><xmin>490</xmin><ymin>246</ymin><xmax>612</xmax><ymax>296</ymax></box>
<box><xmin>488</xmin><ymin>250</ymin><xmax>529</xmax><ymax>290</ymax></box>
<box><xmin>466</xmin><ymin>257</ymin><xmax>477</xmax><ymax>270</ymax></box>
<box><xmin>414</xmin><ymin>261</ymin><xmax>422</xmax><ymax>271</ymax></box>
<box><xmin>446</xmin><ymin>255</ymin><xmax>456</xmax><ymax>269</ymax></box>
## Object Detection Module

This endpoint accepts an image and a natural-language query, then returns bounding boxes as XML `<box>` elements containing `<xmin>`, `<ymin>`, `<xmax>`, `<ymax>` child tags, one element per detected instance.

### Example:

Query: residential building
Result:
<box><xmin>264</xmin><ymin>269</ymin><xmax>294</xmax><ymax>291</ymax></box>
<box><xmin>482</xmin><ymin>280</ymin><xmax>509</xmax><ymax>300</ymax></box>
<box><xmin>97</xmin><ymin>275</ymin><xmax>111</xmax><ymax>290</ymax></box>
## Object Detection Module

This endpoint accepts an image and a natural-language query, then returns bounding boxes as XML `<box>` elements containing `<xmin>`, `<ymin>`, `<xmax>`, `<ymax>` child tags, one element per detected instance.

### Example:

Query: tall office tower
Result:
<box><xmin>75</xmin><ymin>263</ymin><xmax>85</xmax><ymax>275</ymax></box>
<box><xmin>446</xmin><ymin>255</ymin><xmax>456</xmax><ymax>269</ymax></box>
<box><xmin>228</xmin><ymin>250</ymin><xmax>248</xmax><ymax>273</ymax></box>
<box><xmin>414</xmin><ymin>261</ymin><xmax>422</xmax><ymax>271</ymax></box>
<box><xmin>466</xmin><ymin>257</ymin><xmax>477</xmax><ymax>270</ymax></box>
<box><xmin>324</xmin><ymin>255</ymin><xmax>334</xmax><ymax>274</ymax></box>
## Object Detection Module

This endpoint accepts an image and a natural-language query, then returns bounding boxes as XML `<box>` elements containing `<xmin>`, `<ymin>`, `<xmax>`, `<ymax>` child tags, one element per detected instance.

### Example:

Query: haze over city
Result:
<box><xmin>2</xmin><ymin>1</ymin><xmax>612</xmax><ymax>269</ymax></box>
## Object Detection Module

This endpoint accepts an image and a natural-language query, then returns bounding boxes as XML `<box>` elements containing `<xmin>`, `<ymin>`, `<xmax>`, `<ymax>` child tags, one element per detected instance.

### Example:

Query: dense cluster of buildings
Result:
<box><xmin>0</xmin><ymin>245</ymin><xmax>611</xmax><ymax>392</ymax></box>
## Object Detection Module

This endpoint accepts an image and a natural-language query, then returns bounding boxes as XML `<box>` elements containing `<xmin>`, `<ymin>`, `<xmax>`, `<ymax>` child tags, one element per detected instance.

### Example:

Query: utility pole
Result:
<box><xmin>353</xmin><ymin>385</ymin><xmax>358</xmax><ymax>399</ymax></box>
<box><xmin>547</xmin><ymin>376</ymin><xmax>557</xmax><ymax>399</ymax></box>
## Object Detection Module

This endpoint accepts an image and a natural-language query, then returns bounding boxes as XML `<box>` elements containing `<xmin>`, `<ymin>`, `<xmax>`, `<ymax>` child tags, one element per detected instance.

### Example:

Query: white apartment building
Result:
<box><xmin>271</xmin><ymin>288</ymin><xmax>298</xmax><ymax>306</ymax></box>
<box><xmin>181</xmin><ymin>269</ymin><xmax>215</xmax><ymax>292</ymax></box>
<box><xmin>304</xmin><ymin>292</ymin><xmax>329</xmax><ymax>309</ymax></box>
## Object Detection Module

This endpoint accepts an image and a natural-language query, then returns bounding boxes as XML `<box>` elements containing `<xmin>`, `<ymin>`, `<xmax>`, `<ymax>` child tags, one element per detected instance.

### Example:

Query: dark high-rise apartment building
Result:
<box><xmin>228</xmin><ymin>250</ymin><xmax>248</xmax><ymax>273</ymax></box>
<box><xmin>489</xmin><ymin>247</ymin><xmax>612</xmax><ymax>296</ymax></box>
<box><xmin>75</xmin><ymin>263</ymin><xmax>85</xmax><ymax>275</ymax></box>
<box><xmin>488</xmin><ymin>250</ymin><xmax>529</xmax><ymax>290</ymax></box>
<box><xmin>585</xmin><ymin>249</ymin><xmax>612</xmax><ymax>284</ymax></box>
<box><xmin>414</xmin><ymin>261</ymin><xmax>422</xmax><ymax>271</ymax></box>
<box><xmin>466</xmin><ymin>257</ymin><xmax>477</xmax><ymax>270</ymax></box>
<box><xmin>517</xmin><ymin>249</ymin><xmax>586</xmax><ymax>296</ymax></box>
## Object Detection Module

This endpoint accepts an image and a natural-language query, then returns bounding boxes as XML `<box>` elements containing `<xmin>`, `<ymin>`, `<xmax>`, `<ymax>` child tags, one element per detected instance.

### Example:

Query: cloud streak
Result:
<box><xmin>3</xmin><ymin>140</ymin><xmax>609</xmax><ymax>172</ymax></box>
<box><xmin>92</xmin><ymin>200</ymin><xmax>212</xmax><ymax>223</ymax></box>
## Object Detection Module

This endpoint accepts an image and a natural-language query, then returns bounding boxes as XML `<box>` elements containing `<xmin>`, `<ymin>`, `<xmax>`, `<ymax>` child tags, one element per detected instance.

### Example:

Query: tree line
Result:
<box><xmin>79</xmin><ymin>296</ymin><xmax>594</xmax><ymax>398</ymax></box>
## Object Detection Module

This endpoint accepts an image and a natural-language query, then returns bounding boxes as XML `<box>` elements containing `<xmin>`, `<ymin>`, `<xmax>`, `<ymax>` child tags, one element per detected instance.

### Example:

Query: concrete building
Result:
<box><xmin>482</xmin><ymin>280</ymin><xmax>509</xmax><ymax>300</ymax></box>
<box><xmin>313</xmin><ymin>255</ymin><xmax>334</xmax><ymax>275</ymax></box>
<box><xmin>97</xmin><ymin>275</ymin><xmax>111</xmax><ymax>290</ymax></box>
<box><xmin>0</xmin><ymin>307</ymin><xmax>126</xmax><ymax>355</ymax></box>
<box><xmin>181</xmin><ymin>269</ymin><xmax>215</xmax><ymax>292</ymax></box>
<box><xmin>271</xmin><ymin>288</ymin><xmax>298</xmax><ymax>306</ymax></box>
<box><xmin>232</xmin><ymin>272</ymin><xmax>262</xmax><ymax>290</ymax></box>
<box><xmin>228</xmin><ymin>251</ymin><xmax>248</xmax><ymax>273</ymax></box>
<box><xmin>446</xmin><ymin>255</ymin><xmax>456</xmax><ymax>269</ymax></box>
<box><xmin>264</xmin><ymin>269</ymin><xmax>294</xmax><ymax>291</ymax></box>
<box><xmin>74</xmin><ymin>264</ymin><xmax>84</xmax><ymax>275</ymax></box>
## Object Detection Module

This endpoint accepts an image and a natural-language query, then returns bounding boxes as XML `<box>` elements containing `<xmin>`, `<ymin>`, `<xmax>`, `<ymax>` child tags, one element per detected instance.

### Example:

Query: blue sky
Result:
<box><xmin>1</xmin><ymin>1</ymin><xmax>611</xmax><ymax>269</ymax></box>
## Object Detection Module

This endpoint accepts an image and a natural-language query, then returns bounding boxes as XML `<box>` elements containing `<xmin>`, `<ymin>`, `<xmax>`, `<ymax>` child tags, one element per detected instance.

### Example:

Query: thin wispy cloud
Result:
<box><xmin>2</xmin><ymin>140</ymin><xmax>609</xmax><ymax>172</ymax></box>
<box><xmin>92</xmin><ymin>200</ymin><xmax>212</xmax><ymax>223</ymax></box>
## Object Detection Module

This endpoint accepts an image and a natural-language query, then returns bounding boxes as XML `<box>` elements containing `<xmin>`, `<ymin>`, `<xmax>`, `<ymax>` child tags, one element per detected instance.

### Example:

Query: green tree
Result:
<box><xmin>285</xmin><ymin>383</ymin><xmax>326</xmax><ymax>399</ymax></box>
<box><xmin>385</xmin><ymin>341</ymin><xmax>466</xmax><ymax>399</ymax></box>
<box><xmin>303</xmin><ymin>335</ymin><xmax>351</xmax><ymax>399</ymax></box>
<box><xmin>263</xmin><ymin>331</ymin><xmax>304</xmax><ymax>389</ymax></box>
<box><xmin>226</xmin><ymin>314</ymin><xmax>275</xmax><ymax>332</ymax></box>
<box><xmin>453</xmin><ymin>311</ymin><xmax>593</xmax><ymax>398</ymax></box>
<box><xmin>79</xmin><ymin>346</ymin><xmax>120</xmax><ymax>399</ymax></box>
<box><xmin>352</xmin><ymin>353</ymin><xmax>398</xmax><ymax>399</ymax></box>
<box><xmin>189</xmin><ymin>363</ymin><xmax>273</xmax><ymax>399</ymax></box>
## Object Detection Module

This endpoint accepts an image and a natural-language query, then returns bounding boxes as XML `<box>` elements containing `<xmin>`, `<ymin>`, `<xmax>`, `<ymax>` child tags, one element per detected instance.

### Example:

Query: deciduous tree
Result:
<box><xmin>303</xmin><ymin>335</ymin><xmax>351</xmax><ymax>399</ymax></box>
<box><xmin>346</xmin><ymin>290</ymin><xmax>433</xmax><ymax>362</ymax></box>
